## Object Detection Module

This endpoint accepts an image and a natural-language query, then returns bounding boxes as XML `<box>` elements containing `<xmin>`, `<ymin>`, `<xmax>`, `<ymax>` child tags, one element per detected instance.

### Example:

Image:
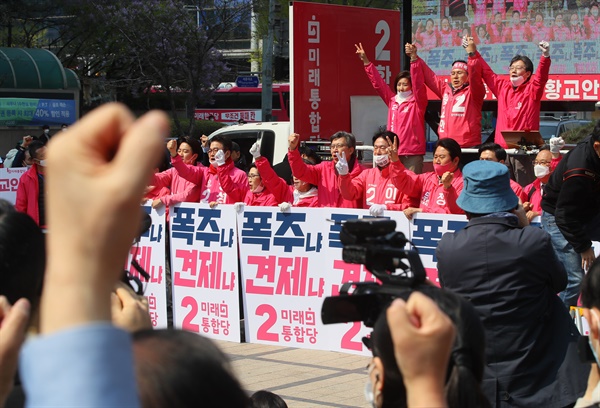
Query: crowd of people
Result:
<box><xmin>0</xmin><ymin>22</ymin><xmax>599</xmax><ymax>408</ymax></box>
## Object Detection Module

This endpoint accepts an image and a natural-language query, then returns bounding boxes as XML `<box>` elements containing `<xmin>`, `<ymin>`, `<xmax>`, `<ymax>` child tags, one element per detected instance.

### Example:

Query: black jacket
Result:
<box><xmin>542</xmin><ymin>136</ymin><xmax>600</xmax><ymax>253</ymax></box>
<box><xmin>437</xmin><ymin>216</ymin><xmax>587</xmax><ymax>407</ymax></box>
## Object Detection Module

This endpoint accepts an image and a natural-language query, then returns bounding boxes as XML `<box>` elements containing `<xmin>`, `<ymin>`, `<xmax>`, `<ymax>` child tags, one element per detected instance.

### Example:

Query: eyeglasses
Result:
<box><xmin>509</xmin><ymin>65</ymin><xmax>526</xmax><ymax>72</ymax></box>
<box><xmin>533</xmin><ymin>160</ymin><xmax>551</xmax><ymax>166</ymax></box>
<box><xmin>247</xmin><ymin>174</ymin><xmax>261</xmax><ymax>179</ymax></box>
<box><xmin>330</xmin><ymin>143</ymin><xmax>347</xmax><ymax>150</ymax></box>
<box><xmin>207</xmin><ymin>148</ymin><xmax>222</xmax><ymax>153</ymax></box>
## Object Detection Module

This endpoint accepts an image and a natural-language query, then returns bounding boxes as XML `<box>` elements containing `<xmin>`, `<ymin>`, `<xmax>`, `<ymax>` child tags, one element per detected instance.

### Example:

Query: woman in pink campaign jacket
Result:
<box><xmin>356</xmin><ymin>42</ymin><xmax>428</xmax><ymax>173</ymax></box>
<box><xmin>390</xmin><ymin>138</ymin><xmax>464</xmax><ymax>220</ymax></box>
<box><xmin>150</xmin><ymin>137</ymin><xmax>202</xmax><ymax>210</ymax></box>
<box><xmin>288</xmin><ymin>132</ymin><xmax>362</xmax><ymax>208</ymax></box>
<box><xmin>249</xmin><ymin>140</ymin><xmax>318</xmax><ymax>208</ymax></box>
<box><xmin>470</xmin><ymin>39</ymin><xmax>551</xmax><ymax>148</ymax></box>
<box><xmin>411</xmin><ymin>39</ymin><xmax>485</xmax><ymax>148</ymax></box>
<box><xmin>339</xmin><ymin>131</ymin><xmax>416</xmax><ymax>216</ymax></box>
<box><xmin>216</xmin><ymin>161</ymin><xmax>278</xmax><ymax>208</ymax></box>
<box><xmin>172</xmin><ymin>135</ymin><xmax>247</xmax><ymax>206</ymax></box>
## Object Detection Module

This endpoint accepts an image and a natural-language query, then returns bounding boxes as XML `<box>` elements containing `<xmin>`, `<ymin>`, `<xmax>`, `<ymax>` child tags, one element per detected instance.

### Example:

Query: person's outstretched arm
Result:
<box><xmin>20</xmin><ymin>103</ymin><xmax>168</xmax><ymax>408</ymax></box>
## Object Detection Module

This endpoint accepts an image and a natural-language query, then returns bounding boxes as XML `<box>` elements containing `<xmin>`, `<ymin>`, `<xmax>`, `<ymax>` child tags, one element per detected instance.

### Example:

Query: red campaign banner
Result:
<box><xmin>425</xmin><ymin>74</ymin><xmax>600</xmax><ymax>102</ymax></box>
<box><xmin>291</xmin><ymin>2</ymin><xmax>401</xmax><ymax>140</ymax></box>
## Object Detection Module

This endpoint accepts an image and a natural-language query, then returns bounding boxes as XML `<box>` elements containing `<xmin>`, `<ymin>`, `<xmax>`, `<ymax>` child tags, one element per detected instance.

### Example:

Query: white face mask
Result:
<box><xmin>510</xmin><ymin>75</ymin><xmax>526</xmax><ymax>87</ymax></box>
<box><xmin>374</xmin><ymin>154</ymin><xmax>390</xmax><ymax>167</ymax></box>
<box><xmin>364</xmin><ymin>380</ymin><xmax>377</xmax><ymax>408</ymax></box>
<box><xmin>534</xmin><ymin>164</ymin><xmax>550</xmax><ymax>178</ymax></box>
<box><xmin>44</xmin><ymin>129</ymin><xmax>49</xmax><ymax>134</ymax></box>
<box><xmin>37</xmin><ymin>159</ymin><xmax>47</xmax><ymax>167</ymax></box>
<box><xmin>397</xmin><ymin>90</ymin><xmax>413</xmax><ymax>100</ymax></box>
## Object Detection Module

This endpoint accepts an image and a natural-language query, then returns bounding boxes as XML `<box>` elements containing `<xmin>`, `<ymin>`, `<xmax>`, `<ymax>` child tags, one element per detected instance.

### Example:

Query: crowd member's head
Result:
<box><xmin>532</xmin><ymin>147</ymin><xmax>553</xmax><ymax>182</ymax></box>
<box><xmin>570</xmin><ymin>12</ymin><xmax>581</xmax><ymax>29</ymax></box>
<box><xmin>0</xmin><ymin>200</ymin><xmax>45</xmax><ymax>320</ymax></box>
<box><xmin>433</xmin><ymin>138</ymin><xmax>461</xmax><ymax>176</ymax></box>
<box><xmin>42</xmin><ymin>125</ymin><xmax>50</xmax><ymax>135</ymax></box>
<box><xmin>508</xmin><ymin>54</ymin><xmax>534</xmax><ymax>86</ymax></box>
<box><xmin>441</xmin><ymin>17</ymin><xmax>451</xmax><ymax>31</ymax></box>
<box><xmin>511</xmin><ymin>10</ymin><xmax>521</xmax><ymax>25</ymax></box>
<box><xmin>28</xmin><ymin>141</ymin><xmax>46</xmax><ymax>174</ymax></box>
<box><xmin>231</xmin><ymin>142</ymin><xmax>242</xmax><ymax>163</ymax></box>
<box><xmin>298</xmin><ymin>146</ymin><xmax>321</xmax><ymax>164</ymax></box>
<box><xmin>176</xmin><ymin>136</ymin><xmax>201</xmax><ymax>165</ymax></box>
<box><xmin>457</xmin><ymin>160</ymin><xmax>519</xmax><ymax>219</ymax></box>
<box><xmin>478</xmin><ymin>142</ymin><xmax>507</xmax><ymax>163</ymax></box>
<box><xmin>372</xmin><ymin>130</ymin><xmax>396</xmax><ymax>169</ymax></box>
<box><xmin>132</xmin><ymin>329</ymin><xmax>249</xmax><ymax>408</ymax></box>
<box><xmin>208</xmin><ymin>135</ymin><xmax>233</xmax><ymax>164</ymax></box>
<box><xmin>392</xmin><ymin>71</ymin><xmax>412</xmax><ymax>95</ymax></box>
<box><xmin>425</xmin><ymin>18</ymin><xmax>435</xmax><ymax>33</ymax></box>
<box><xmin>555</xmin><ymin>12</ymin><xmax>565</xmax><ymax>27</ymax></box>
<box><xmin>61</xmin><ymin>124</ymin><xmax>68</xmax><ymax>132</ymax></box>
<box><xmin>366</xmin><ymin>286</ymin><xmax>489</xmax><ymax>408</ymax></box>
<box><xmin>493</xmin><ymin>12</ymin><xmax>503</xmax><ymax>26</ymax></box>
<box><xmin>293</xmin><ymin>159</ymin><xmax>318</xmax><ymax>193</ymax></box>
<box><xmin>534</xmin><ymin>13</ymin><xmax>545</xmax><ymax>27</ymax></box>
<box><xmin>330</xmin><ymin>131</ymin><xmax>356</xmax><ymax>166</ymax></box>
<box><xmin>247</xmin><ymin>164</ymin><xmax>265</xmax><ymax>193</ymax></box>
<box><xmin>450</xmin><ymin>60</ymin><xmax>469</xmax><ymax>89</ymax></box>
<box><xmin>250</xmin><ymin>390</ymin><xmax>288</xmax><ymax>408</ymax></box>
<box><xmin>591</xmin><ymin>120</ymin><xmax>600</xmax><ymax>154</ymax></box>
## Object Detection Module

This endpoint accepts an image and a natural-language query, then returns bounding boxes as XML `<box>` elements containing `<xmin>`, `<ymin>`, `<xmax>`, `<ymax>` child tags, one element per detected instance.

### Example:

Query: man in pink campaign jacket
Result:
<box><xmin>469</xmin><ymin>38</ymin><xmax>551</xmax><ymax>149</ymax></box>
<box><xmin>522</xmin><ymin>137</ymin><xmax>564</xmax><ymax>222</ymax></box>
<box><xmin>409</xmin><ymin>38</ymin><xmax>485</xmax><ymax>148</ymax></box>
<box><xmin>172</xmin><ymin>135</ymin><xmax>247</xmax><ymax>206</ymax></box>
<box><xmin>150</xmin><ymin>136</ymin><xmax>202</xmax><ymax>211</ymax></box>
<box><xmin>339</xmin><ymin>131</ymin><xmax>417</xmax><ymax>216</ymax></box>
<box><xmin>390</xmin><ymin>138</ymin><xmax>465</xmax><ymax>220</ymax></box>
<box><xmin>288</xmin><ymin>131</ymin><xmax>362</xmax><ymax>208</ymax></box>
<box><xmin>356</xmin><ymin>42</ymin><xmax>427</xmax><ymax>173</ymax></box>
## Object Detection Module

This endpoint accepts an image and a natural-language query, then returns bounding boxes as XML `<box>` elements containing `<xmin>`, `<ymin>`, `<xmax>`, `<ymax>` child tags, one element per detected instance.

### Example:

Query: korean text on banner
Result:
<box><xmin>0</xmin><ymin>167</ymin><xmax>26</xmax><ymax>205</ymax></box>
<box><xmin>126</xmin><ymin>203</ymin><xmax>168</xmax><ymax>328</ymax></box>
<box><xmin>237</xmin><ymin>206</ymin><xmax>411</xmax><ymax>356</ymax></box>
<box><xmin>170</xmin><ymin>203</ymin><xmax>240</xmax><ymax>342</ymax></box>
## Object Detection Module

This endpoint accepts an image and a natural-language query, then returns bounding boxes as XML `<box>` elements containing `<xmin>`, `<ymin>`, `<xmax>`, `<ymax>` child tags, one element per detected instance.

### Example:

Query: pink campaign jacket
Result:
<box><xmin>473</xmin><ymin>51</ymin><xmax>550</xmax><ymax>148</ymax></box>
<box><xmin>152</xmin><ymin>156</ymin><xmax>202</xmax><ymax>207</ymax></box>
<box><xmin>254</xmin><ymin>157</ymin><xmax>295</xmax><ymax>204</ymax></box>
<box><xmin>217</xmin><ymin>162</ymin><xmax>278</xmax><ymax>206</ymax></box>
<box><xmin>15</xmin><ymin>164</ymin><xmax>41</xmax><ymax>226</ymax></box>
<box><xmin>389</xmin><ymin>163</ymin><xmax>465</xmax><ymax>215</ymax></box>
<box><xmin>288</xmin><ymin>148</ymin><xmax>362</xmax><ymax>208</ymax></box>
<box><xmin>417</xmin><ymin>57</ymin><xmax>485</xmax><ymax>148</ymax></box>
<box><xmin>364</xmin><ymin>61</ymin><xmax>427</xmax><ymax>156</ymax></box>
<box><xmin>172</xmin><ymin>156</ymin><xmax>247</xmax><ymax>204</ymax></box>
<box><xmin>339</xmin><ymin>161</ymin><xmax>416</xmax><ymax>211</ymax></box>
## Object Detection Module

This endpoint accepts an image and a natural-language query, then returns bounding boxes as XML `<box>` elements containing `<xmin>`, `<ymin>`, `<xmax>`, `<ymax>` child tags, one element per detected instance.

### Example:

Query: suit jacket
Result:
<box><xmin>436</xmin><ymin>216</ymin><xmax>587</xmax><ymax>407</ymax></box>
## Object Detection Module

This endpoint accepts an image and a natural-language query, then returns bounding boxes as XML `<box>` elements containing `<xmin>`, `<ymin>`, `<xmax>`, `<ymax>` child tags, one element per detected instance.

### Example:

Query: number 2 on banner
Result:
<box><xmin>375</xmin><ymin>20</ymin><xmax>390</xmax><ymax>61</ymax></box>
<box><xmin>256</xmin><ymin>304</ymin><xmax>279</xmax><ymax>342</ymax></box>
<box><xmin>341</xmin><ymin>321</ymin><xmax>363</xmax><ymax>351</ymax></box>
<box><xmin>182</xmin><ymin>296</ymin><xmax>200</xmax><ymax>333</ymax></box>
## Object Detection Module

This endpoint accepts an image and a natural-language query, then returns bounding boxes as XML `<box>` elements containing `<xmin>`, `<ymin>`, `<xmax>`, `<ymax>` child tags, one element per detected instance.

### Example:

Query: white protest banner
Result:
<box><xmin>126</xmin><ymin>203</ymin><xmax>168</xmax><ymax>328</ymax></box>
<box><xmin>170</xmin><ymin>203</ymin><xmax>240</xmax><ymax>342</ymax></box>
<box><xmin>0</xmin><ymin>167</ymin><xmax>26</xmax><ymax>204</ymax></box>
<box><xmin>237</xmin><ymin>206</ymin><xmax>411</xmax><ymax>356</ymax></box>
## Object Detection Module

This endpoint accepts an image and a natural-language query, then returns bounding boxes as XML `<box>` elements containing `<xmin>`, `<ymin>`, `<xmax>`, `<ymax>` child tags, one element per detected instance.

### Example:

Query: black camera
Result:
<box><xmin>321</xmin><ymin>218</ymin><xmax>427</xmax><ymax>328</ymax></box>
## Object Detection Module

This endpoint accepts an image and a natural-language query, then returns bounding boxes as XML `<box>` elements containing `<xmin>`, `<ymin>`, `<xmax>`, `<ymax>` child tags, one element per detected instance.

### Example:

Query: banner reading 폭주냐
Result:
<box><xmin>170</xmin><ymin>203</ymin><xmax>241</xmax><ymax>342</ymax></box>
<box><xmin>125</xmin><ymin>203</ymin><xmax>168</xmax><ymax>328</ymax></box>
<box><xmin>237</xmin><ymin>206</ymin><xmax>411</xmax><ymax>356</ymax></box>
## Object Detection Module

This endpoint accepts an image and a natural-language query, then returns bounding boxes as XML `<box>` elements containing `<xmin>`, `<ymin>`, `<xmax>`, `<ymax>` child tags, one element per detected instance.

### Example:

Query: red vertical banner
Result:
<box><xmin>290</xmin><ymin>2</ymin><xmax>401</xmax><ymax>140</ymax></box>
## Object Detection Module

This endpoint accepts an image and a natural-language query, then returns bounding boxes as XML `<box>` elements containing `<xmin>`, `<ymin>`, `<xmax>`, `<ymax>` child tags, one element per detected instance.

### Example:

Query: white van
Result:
<box><xmin>208</xmin><ymin>121</ymin><xmax>292</xmax><ymax>166</ymax></box>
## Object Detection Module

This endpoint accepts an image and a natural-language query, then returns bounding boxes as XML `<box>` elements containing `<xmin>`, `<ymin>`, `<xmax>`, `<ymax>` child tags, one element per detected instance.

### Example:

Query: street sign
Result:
<box><xmin>235</xmin><ymin>76</ymin><xmax>259</xmax><ymax>88</ymax></box>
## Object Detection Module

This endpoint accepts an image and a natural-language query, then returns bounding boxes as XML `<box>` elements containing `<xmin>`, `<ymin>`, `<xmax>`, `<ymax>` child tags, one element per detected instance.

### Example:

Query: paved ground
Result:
<box><xmin>215</xmin><ymin>340</ymin><xmax>371</xmax><ymax>408</ymax></box>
